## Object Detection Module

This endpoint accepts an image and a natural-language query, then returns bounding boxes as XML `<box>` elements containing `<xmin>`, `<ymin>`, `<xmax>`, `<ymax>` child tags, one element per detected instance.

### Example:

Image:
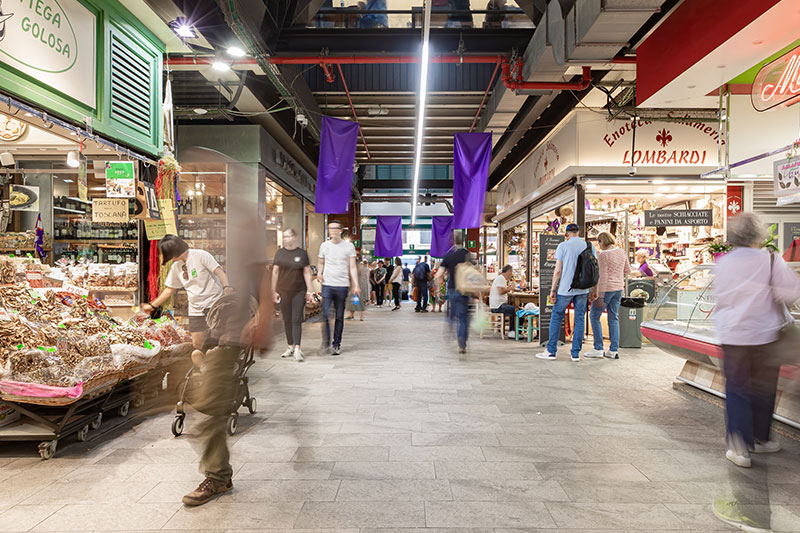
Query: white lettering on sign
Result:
<box><xmin>752</xmin><ymin>45</ymin><xmax>800</xmax><ymax>112</ymax></box>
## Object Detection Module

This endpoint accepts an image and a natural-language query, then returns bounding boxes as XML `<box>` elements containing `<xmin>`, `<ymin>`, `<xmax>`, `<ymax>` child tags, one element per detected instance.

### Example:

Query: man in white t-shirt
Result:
<box><xmin>490</xmin><ymin>265</ymin><xmax>520</xmax><ymax>337</ymax></box>
<box><xmin>317</xmin><ymin>220</ymin><xmax>360</xmax><ymax>355</ymax></box>
<box><xmin>142</xmin><ymin>235</ymin><xmax>233</xmax><ymax>354</ymax></box>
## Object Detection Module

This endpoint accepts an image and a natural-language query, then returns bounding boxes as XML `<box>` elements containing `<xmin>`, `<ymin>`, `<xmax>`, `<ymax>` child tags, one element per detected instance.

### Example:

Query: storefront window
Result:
<box><xmin>480</xmin><ymin>226</ymin><xmax>498</xmax><ymax>278</ymax></box>
<box><xmin>502</xmin><ymin>221</ymin><xmax>527</xmax><ymax>282</ymax></box>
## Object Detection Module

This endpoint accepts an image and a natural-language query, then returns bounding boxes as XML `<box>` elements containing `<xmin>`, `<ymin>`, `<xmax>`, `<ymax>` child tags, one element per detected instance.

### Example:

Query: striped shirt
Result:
<box><xmin>596</xmin><ymin>247</ymin><xmax>630</xmax><ymax>294</ymax></box>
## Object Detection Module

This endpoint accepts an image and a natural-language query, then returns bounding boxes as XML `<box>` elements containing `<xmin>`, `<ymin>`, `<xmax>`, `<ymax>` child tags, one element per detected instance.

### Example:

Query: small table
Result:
<box><xmin>509</xmin><ymin>292</ymin><xmax>539</xmax><ymax>308</ymax></box>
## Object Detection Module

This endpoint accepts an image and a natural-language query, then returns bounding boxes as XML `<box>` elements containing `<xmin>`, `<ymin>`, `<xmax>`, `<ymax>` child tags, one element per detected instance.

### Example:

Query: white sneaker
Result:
<box><xmin>280</xmin><ymin>347</ymin><xmax>294</xmax><ymax>358</ymax></box>
<box><xmin>293</xmin><ymin>347</ymin><xmax>305</xmax><ymax>362</ymax></box>
<box><xmin>584</xmin><ymin>349</ymin><xmax>604</xmax><ymax>358</ymax></box>
<box><xmin>535</xmin><ymin>352</ymin><xmax>556</xmax><ymax>360</ymax></box>
<box><xmin>571</xmin><ymin>354</ymin><xmax>581</xmax><ymax>362</ymax></box>
<box><xmin>604</xmin><ymin>351</ymin><xmax>619</xmax><ymax>359</ymax></box>
<box><xmin>726</xmin><ymin>448</ymin><xmax>752</xmax><ymax>468</ymax></box>
<box><xmin>751</xmin><ymin>439</ymin><xmax>781</xmax><ymax>453</ymax></box>
<box><xmin>507</xmin><ymin>331</ymin><xmax>517</xmax><ymax>339</ymax></box>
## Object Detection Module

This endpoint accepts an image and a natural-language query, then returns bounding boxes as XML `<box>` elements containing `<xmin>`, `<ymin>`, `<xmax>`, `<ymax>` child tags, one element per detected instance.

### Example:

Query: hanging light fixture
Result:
<box><xmin>66</xmin><ymin>150</ymin><xmax>80</xmax><ymax>168</ymax></box>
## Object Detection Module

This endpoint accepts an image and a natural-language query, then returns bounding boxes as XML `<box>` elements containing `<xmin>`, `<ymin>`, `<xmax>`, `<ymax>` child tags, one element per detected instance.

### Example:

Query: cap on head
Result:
<box><xmin>159</xmin><ymin>234</ymin><xmax>189</xmax><ymax>265</ymax></box>
<box><xmin>565</xmin><ymin>223</ymin><xmax>580</xmax><ymax>234</ymax></box>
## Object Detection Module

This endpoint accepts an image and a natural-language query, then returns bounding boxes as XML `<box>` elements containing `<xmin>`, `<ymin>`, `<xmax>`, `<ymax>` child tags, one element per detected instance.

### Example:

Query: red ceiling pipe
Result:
<box><xmin>320</xmin><ymin>63</ymin><xmax>336</xmax><ymax>83</ymax></box>
<box><xmin>501</xmin><ymin>61</ymin><xmax>592</xmax><ymax>92</ymax></box>
<box><xmin>470</xmin><ymin>59</ymin><xmax>502</xmax><ymax>132</ymax></box>
<box><xmin>336</xmin><ymin>63</ymin><xmax>370</xmax><ymax>160</ymax></box>
<box><xmin>612</xmin><ymin>56</ymin><xmax>637</xmax><ymax>64</ymax></box>
<box><xmin>164</xmin><ymin>55</ymin><xmax>504</xmax><ymax>66</ymax></box>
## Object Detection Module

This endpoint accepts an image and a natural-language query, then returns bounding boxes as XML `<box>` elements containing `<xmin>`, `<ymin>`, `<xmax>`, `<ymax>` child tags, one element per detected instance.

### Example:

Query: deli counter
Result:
<box><xmin>641</xmin><ymin>265</ymin><xmax>800</xmax><ymax>429</ymax></box>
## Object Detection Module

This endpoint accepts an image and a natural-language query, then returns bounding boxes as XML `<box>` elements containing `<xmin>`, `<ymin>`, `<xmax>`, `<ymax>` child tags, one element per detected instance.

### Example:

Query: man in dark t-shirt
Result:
<box><xmin>384</xmin><ymin>259</ymin><xmax>395</xmax><ymax>305</ymax></box>
<box><xmin>436</xmin><ymin>232</ymin><xmax>472</xmax><ymax>353</ymax></box>
<box><xmin>413</xmin><ymin>258</ymin><xmax>431</xmax><ymax>312</ymax></box>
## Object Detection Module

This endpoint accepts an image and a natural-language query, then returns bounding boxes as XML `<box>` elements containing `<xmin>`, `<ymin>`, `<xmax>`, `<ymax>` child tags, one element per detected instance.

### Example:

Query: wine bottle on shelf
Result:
<box><xmin>213</xmin><ymin>196</ymin><xmax>220</xmax><ymax>214</ymax></box>
<box><xmin>205</xmin><ymin>195</ymin><xmax>211</xmax><ymax>214</ymax></box>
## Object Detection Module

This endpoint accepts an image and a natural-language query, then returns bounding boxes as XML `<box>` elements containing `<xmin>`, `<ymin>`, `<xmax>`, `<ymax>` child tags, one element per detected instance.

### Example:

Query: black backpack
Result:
<box><xmin>571</xmin><ymin>240</ymin><xmax>599</xmax><ymax>290</ymax></box>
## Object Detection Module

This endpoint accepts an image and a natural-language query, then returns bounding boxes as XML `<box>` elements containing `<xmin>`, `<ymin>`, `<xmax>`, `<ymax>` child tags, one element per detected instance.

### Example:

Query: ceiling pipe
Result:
<box><xmin>320</xmin><ymin>62</ymin><xmax>336</xmax><ymax>83</ymax></box>
<box><xmin>336</xmin><ymin>63</ymin><xmax>370</xmax><ymax>160</ymax></box>
<box><xmin>501</xmin><ymin>61</ymin><xmax>592</xmax><ymax>92</ymax></box>
<box><xmin>165</xmin><ymin>55</ymin><xmax>593</xmax><ymax>93</ymax></box>
<box><xmin>470</xmin><ymin>59</ymin><xmax>502</xmax><ymax>133</ymax></box>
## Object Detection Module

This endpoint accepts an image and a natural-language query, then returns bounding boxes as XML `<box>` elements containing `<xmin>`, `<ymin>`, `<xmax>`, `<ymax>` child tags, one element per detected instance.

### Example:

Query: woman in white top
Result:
<box><xmin>388</xmin><ymin>257</ymin><xmax>404</xmax><ymax>311</ymax></box>
<box><xmin>714</xmin><ymin>212</ymin><xmax>800</xmax><ymax>469</ymax></box>
<box><xmin>586</xmin><ymin>232</ymin><xmax>630</xmax><ymax>359</ymax></box>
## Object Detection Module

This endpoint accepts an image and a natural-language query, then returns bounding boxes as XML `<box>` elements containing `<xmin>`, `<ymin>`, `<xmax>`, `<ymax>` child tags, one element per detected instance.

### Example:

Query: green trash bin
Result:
<box><xmin>619</xmin><ymin>297</ymin><xmax>645</xmax><ymax>348</ymax></box>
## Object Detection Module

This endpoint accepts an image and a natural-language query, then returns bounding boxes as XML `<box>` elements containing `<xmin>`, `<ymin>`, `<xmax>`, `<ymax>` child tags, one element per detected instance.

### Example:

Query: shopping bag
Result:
<box><xmin>470</xmin><ymin>302</ymin><xmax>490</xmax><ymax>334</ymax></box>
<box><xmin>455</xmin><ymin>262</ymin><xmax>490</xmax><ymax>295</ymax></box>
<box><xmin>411</xmin><ymin>285</ymin><xmax>418</xmax><ymax>302</ymax></box>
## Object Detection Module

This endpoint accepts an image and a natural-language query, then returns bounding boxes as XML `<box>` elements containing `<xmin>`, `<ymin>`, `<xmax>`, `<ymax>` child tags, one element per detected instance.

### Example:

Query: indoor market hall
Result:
<box><xmin>1</xmin><ymin>1</ymin><xmax>800</xmax><ymax>532</ymax></box>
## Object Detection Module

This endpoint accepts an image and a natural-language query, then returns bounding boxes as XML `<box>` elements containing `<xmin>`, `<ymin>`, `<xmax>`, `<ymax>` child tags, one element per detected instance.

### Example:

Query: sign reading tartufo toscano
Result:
<box><xmin>0</xmin><ymin>0</ymin><xmax>96</xmax><ymax>107</ymax></box>
<box><xmin>644</xmin><ymin>209</ymin><xmax>713</xmax><ymax>227</ymax></box>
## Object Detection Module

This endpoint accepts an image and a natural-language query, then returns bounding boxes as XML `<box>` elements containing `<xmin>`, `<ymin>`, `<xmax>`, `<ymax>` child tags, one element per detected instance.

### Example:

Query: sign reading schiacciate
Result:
<box><xmin>105</xmin><ymin>161</ymin><xmax>135</xmax><ymax>198</ymax></box>
<box><xmin>0</xmin><ymin>0</ymin><xmax>97</xmax><ymax>107</ymax></box>
<box><xmin>644</xmin><ymin>209</ymin><xmax>713</xmax><ymax>227</ymax></box>
<box><xmin>752</xmin><ymin>44</ymin><xmax>800</xmax><ymax>112</ymax></box>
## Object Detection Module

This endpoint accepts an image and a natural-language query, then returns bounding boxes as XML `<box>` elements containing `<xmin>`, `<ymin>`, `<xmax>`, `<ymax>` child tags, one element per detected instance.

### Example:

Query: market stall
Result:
<box><xmin>0</xmin><ymin>263</ymin><xmax>192</xmax><ymax>458</ymax></box>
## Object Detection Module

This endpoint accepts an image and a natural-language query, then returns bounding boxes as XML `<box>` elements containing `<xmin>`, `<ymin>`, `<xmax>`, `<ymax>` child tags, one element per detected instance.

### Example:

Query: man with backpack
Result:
<box><xmin>436</xmin><ymin>232</ymin><xmax>473</xmax><ymax>353</ymax></box>
<box><xmin>536</xmin><ymin>223</ymin><xmax>598</xmax><ymax>362</ymax></box>
<box><xmin>413</xmin><ymin>257</ymin><xmax>431</xmax><ymax>312</ymax></box>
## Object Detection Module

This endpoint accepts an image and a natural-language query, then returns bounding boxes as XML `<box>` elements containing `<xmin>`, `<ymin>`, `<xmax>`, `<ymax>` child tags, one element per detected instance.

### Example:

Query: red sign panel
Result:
<box><xmin>726</xmin><ymin>185</ymin><xmax>743</xmax><ymax>218</ymax></box>
<box><xmin>752</xmin><ymin>45</ymin><xmax>800</xmax><ymax>112</ymax></box>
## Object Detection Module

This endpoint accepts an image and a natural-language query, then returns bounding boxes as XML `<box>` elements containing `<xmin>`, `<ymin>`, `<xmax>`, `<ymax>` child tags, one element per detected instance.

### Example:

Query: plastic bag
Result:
<box><xmin>470</xmin><ymin>302</ymin><xmax>490</xmax><ymax>334</ymax></box>
<box><xmin>109</xmin><ymin>339</ymin><xmax>161</xmax><ymax>367</ymax></box>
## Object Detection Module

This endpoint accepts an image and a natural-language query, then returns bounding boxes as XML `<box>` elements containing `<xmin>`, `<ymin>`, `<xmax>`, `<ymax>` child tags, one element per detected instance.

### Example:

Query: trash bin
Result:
<box><xmin>619</xmin><ymin>297</ymin><xmax>645</xmax><ymax>348</ymax></box>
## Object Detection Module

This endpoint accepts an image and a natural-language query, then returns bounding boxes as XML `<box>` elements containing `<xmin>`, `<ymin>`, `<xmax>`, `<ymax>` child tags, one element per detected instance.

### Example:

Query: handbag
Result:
<box><xmin>770</xmin><ymin>253</ymin><xmax>800</xmax><ymax>360</ymax></box>
<box><xmin>455</xmin><ymin>262</ymin><xmax>490</xmax><ymax>295</ymax></box>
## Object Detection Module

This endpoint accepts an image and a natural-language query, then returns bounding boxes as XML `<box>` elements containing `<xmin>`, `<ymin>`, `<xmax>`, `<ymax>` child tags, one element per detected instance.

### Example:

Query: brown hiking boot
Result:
<box><xmin>182</xmin><ymin>477</ymin><xmax>233</xmax><ymax>506</ymax></box>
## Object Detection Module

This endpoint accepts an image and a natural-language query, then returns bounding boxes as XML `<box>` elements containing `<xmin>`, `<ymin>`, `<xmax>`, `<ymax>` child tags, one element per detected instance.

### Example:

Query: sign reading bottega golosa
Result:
<box><xmin>0</xmin><ymin>0</ymin><xmax>96</xmax><ymax>107</ymax></box>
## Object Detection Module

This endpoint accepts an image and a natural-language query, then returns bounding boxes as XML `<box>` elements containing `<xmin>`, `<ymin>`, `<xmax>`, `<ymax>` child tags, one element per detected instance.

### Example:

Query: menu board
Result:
<box><xmin>627</xmin><ymin>278</ymin><xmax>656</xmax><ymax>303</ymax></box>
<box><xmin>538</xmin><ymin>234</ymin><xmax>565</xmax><ymax>345</ymax></box>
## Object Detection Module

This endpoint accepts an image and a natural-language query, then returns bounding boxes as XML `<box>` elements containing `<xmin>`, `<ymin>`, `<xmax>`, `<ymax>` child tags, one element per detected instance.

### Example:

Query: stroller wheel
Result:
<box><xmin>172</xmin><ymin>415</ymin><xmax>185</xmax><ymax>437</ymax></box>
<box><xmin>247</xmin><ymin>397</ymin><xmax>257</xmax><ymax>415</ymax></box>
<box><xmin>226</xmin><ymin>414</ymin><xmax>238</xmax><ymax>436</ymax></box>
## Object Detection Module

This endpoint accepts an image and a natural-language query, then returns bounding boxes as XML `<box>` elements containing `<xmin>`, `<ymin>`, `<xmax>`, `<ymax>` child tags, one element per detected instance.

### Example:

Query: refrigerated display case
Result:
<box><xmin>641</xmin><ymin>264</ymin><xmax>800</xmax><ymax>429</ymax></box>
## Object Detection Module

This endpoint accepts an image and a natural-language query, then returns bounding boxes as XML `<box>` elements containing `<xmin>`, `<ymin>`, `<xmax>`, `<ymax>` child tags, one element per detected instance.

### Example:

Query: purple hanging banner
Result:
<box><xmin>453</xmin><ymin>132</ymin><xmax>492</xmax><ymax>229</ymax></box>
<box><xmin>316</xmin><ymin>116</ymin><xmax>359</xmax><ymax>213</ymax></box>
<box><xmin>430</xmin><ymin>216</ymin><xmax>454</xmax><ymax>257</ymax></box>
<box><xmin>374</xmin><ymin>216</ymin><xmax>403</xmax><ymax>257</ymax></box>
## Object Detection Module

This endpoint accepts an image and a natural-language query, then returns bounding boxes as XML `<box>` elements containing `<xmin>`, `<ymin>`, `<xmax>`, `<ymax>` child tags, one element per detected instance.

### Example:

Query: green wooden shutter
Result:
<box><xmin>109</xmin><ymin>34</ymin><xmax>153</xmax><ymax>135</ymax></box>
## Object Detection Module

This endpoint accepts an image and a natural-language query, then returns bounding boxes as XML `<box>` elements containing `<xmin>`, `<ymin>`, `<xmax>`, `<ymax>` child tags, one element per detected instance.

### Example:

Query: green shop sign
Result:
<box><xmin>0</xmin><ymin>0</ymin><xmax>95</xmax><ymax>106</ymax></box>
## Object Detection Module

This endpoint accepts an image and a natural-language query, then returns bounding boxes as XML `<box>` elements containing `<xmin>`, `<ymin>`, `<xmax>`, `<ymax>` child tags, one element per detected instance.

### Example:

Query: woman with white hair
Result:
<box><xmin>630</xmin><ymin>249</ymin><xmax>654</xmax><ymax>277</ymax></box>
<box><xmin>714</xmin><ymin>212</ymin><xmax>800</xmax><ymax>468</ymax></box>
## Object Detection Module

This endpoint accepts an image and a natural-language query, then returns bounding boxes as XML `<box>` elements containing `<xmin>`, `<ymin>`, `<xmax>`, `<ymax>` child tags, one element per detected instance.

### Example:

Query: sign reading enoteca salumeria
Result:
<box><xmin>644</xmin><ymin>209</ymin><xmax>713</xmax><ymax>227</ymax></box>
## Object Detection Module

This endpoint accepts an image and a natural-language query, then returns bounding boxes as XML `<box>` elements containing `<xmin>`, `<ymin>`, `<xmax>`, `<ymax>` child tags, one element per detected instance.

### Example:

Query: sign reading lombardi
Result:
<box><xmin>644</xmin><ymin>209</ymin><xmax>713</xmax><ymax>227</ymax></box>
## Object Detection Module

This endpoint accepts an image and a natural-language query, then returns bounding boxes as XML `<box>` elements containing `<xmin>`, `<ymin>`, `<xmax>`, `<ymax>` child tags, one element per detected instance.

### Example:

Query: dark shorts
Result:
<box><xmin>188</xmin><ymin>314</ymin><xmax>209</xmax><ymax>333</ymax></box>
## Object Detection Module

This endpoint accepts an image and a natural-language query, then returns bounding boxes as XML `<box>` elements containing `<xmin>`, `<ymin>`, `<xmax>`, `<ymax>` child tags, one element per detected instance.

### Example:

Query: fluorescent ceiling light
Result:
<box><xmin>212</xmin><ymin>61</ymin><xmax>231</xmax><ymax>72</ymax></box>
<box><xmin>601</xmin><ymin>189</ymin><xmax>612</xmax><ymax>194</ymax></box>
<box><xmin>193</xmin><ymin>108</ymin><xmax>208</xmax><ymax>115</ymax></box>
<box><xmin>227</xmin><ymin>46</ymin><xmax>246</xmax><ymax>57</ymax></box>
<box><xmin>410</xmin><ymin>2</ymin><xmax>432</xmax><ymax>226</ymax></box>
<box><xmin>586</xmin><ymin>184</ymin><xmax>597</xmax><ymax>189</ymax></box>
<box><xmin>63</xmin><ymin>179</ymin><xmax>74</xmax><ymax>183</ymax></box>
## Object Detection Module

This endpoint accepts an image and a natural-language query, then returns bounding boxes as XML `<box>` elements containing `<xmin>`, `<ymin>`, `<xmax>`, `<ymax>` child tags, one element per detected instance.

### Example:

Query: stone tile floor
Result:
<box><xmin>1</xmin><ymin>303</ymin><xmax>800</xmax><ymax>532</ymax></box>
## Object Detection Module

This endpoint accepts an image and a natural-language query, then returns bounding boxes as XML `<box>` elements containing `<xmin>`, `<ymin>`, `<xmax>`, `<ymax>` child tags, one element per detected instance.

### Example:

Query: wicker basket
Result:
<box><xmin>0</xmin><ymin>370</ymin><xmax>125</xmax><ymax>406</ymax></box>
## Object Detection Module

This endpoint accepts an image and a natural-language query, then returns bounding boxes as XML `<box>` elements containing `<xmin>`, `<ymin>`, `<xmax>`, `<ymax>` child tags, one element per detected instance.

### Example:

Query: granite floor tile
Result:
<box><xmin>330</xmin><ymin>461</ymin><xmax>435</xmax><ymax>479</ymax></box>
<box><xmin>557</xmin><ymin>480</ymin><xmax>688</xmax><ymax>504</ymax></box>
<box><xmin>449</xmin><ymin>479</ymin><xmax>569</xmax><ymax>502</ymax></box>
<box><xmin>389</xmin><ymin>446</ymin><xmax>485</xmax><ymax>462</ymax></box>
<box><xmin>411</xmin><ymin>433</ymin><xmax>501</xmax><ymax>446</ymax></box>
<box><xmin>536</xmin><ymin>463</ymin><xmax>650</xmax><ymax>482</ymax></box>
<box><xmin>236</xmin><ymin>462</ymin><xmax>334</xmax><ymax>480</ymax></box>
<box><xmin>335</xmin><ymin>479</ymin><xmax>453</xmax><ymax>501</ymax></box>
<box><xmin>434</xmin><ymin>461</ymin><xmax>542</xmax><ymax>480</ymax></box>
<box><xmin>481</xmin><ymin>446</ymin><xmax>581</xmax><ymax>463</ymax></box>
<box><xmin>216</xmin><ymin>480</ymin><xmax>341</xmax><ymax>502</ymax></box>
<box><xmin>291</xmin><ymin>446</ymin><xmax>389</xmax><ymax>462</ymax></box>
<box><xmin>425</xmin><ymin>501</ymin><xmax>557</xmax><ymax>528</ymax></box>
<box><xmin>294</xmin><ymin>501</ymin><xmax>426</xmax><ymax>528</ymax></box>
<box><xmin>0</xmin><ymin>504</ymin><xmax>63</xmax><ymax>532</ymax></box>
<box><xmin>32</xmin><ymin>503</ymin><xmax>180</xmax><ymax>531</ymax></box>
<box><xmin>544</xmin><ymin>502</ymin><xmax>686</xmax><ymax>530</ymax></box>
<box><xmin>321</xmin><ymin>433</ymin><xmax>412</xmax><ymax>447</ymax></box>
<box><xmin>163</xmin><ymin>502</ymin><xmax>303</xmax><ymax>530</ymax></box>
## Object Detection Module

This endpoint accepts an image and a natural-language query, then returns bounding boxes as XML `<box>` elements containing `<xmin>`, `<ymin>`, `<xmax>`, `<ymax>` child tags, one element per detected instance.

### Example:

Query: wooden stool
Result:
<box><xmin>515</xmin><ymin>314</ymin><xmax>538</xmax><ymax>343</ymax></box>
<box><xmin>482</xmin><ymin>312</ymin><xmax>507</xmax><ymax>339</ymax></box>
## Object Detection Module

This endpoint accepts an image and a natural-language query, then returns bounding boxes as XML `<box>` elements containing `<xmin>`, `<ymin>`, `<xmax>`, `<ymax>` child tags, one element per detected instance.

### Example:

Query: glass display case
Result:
<box><xmin>642</xmin><ymin>264</ymin><xmax>800</xmax><ymax>366</ymax></box>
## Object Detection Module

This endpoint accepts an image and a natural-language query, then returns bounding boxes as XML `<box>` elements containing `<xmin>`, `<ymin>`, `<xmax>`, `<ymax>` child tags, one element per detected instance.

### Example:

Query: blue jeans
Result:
<box><xmin>448</xmin><ymin>287</ymin><xmax>470</xmax><ymax>348</ymax></box>
<box><xmin>589</xmin><ymin>290</ymin><xmax>622</xmax><ymax>352</ymax></box>
<box><xmin>415</xmin><ymin>281</ymin><xmax>429</xmax><ymax>310</ymax></box>
<box><xmin>722</xmin><ymin>343</ymin><xmax>781</xmax><ymax>448</ymax></box>
<box><xmin>491</xmin><ymin>303</ymin><xmax>517</xmax><ymax>332</ymax></box>
<box><xmin>321</xmin><ymin>285</ymin><xmax>349</xmax><ymax>348</ymax></box>
<box><xmin>546</xmin><ymin>292</ymin><xmax>588</xmax><ymax>358</ymax></box>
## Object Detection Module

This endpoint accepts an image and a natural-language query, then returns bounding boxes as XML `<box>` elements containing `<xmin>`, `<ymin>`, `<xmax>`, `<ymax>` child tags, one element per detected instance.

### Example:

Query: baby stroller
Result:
<box><xmin>171</xmin><ymin>293</ymin><xmax>258</xmax><ymax>437</ymax></box>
